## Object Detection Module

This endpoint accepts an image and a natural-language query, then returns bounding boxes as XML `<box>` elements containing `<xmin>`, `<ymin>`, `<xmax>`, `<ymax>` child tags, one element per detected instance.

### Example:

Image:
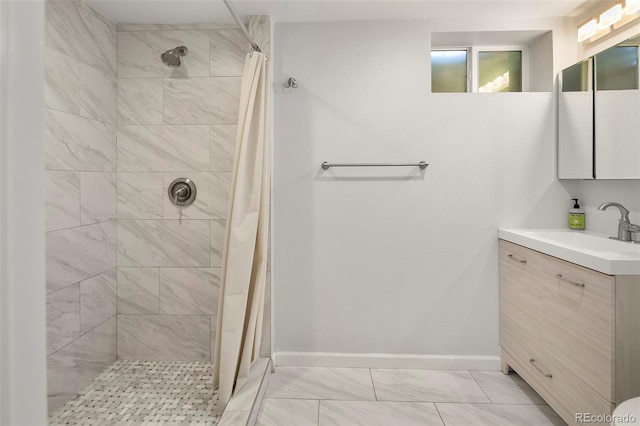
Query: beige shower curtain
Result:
<box><xmin>213</xmin><ymin>50</ymin><xmax>270</xmax><ymax>411</ymax></box>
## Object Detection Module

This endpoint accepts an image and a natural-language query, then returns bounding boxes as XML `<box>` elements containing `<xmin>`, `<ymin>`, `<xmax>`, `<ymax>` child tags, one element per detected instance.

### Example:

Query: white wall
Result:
<box><xmin>272</xmin><ymin>19</ymin><xmax>573</xmax><ymax>365</ymax></box>
<box><xmin>0</xmin><ymin>1</ymin><xmax>48</xmax><ymax>424</ymax></box>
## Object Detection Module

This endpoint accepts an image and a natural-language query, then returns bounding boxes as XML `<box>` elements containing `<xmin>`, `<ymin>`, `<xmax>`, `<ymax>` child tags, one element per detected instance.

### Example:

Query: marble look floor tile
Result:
<box><xmin>117</xmin><ymin>267</ymin><xmax>160</xmax><ymax>314</ymax></box>
<box><xmin>117</xmin><ymin>220</ymin><xmax>210</xmax><ymax>267</ymax></box>
<box><xmin>46</xmin><ymin>221</ymin><xmax>117</xmax><ymax>293</ymax></box>
<box><xmin>46</xmin><ymin>171</ymin><xmax>80</xmax><ymax>232</ymax></box>
<box><xmin>163</xmin><ymin>172</ymin><xmax>231</xmax><ymax>220</ymax></box>
<box><xmin>164</xmin><ymin>77</ymin><xmax>241</xmax><ymax>125</ymax></box>
<box><xmin>210</xmin><ymin>219</ymin><xmax>226</xmax><ymax>267</ymax></box>
<box><xmin>226</xmin><ymin>358</ymin><xmax>271</xmax><ymax>412</ymax></box>
<box><xmin>435</xmin><ymin>403</ymin><xmax>565</xmax><ymax>426</ymax></box>
<box><xmin>45</xmin><ymin>46</ymin><xmax>81</xmax><ymax>114</ymax></box>
<box><xmin>266</xmin><ymin>367</ymin><xmax>376</xmax><ymax>400</ymax></box>
<box><xmin>210</xmin><ymin>29</ymin><xmax>246</xmax><ymax>76</ymax></box>
<box><xmin>470</xmin><ymin>371</ymin><xmax>545</xmax><ymax>405</ymax></box>
<box><xmin>80</xmin><ymin>172</ymin><xmax>116</xmax><ymax>225</ymax></box>
<box><xmin>117</xmin><ymin>78</ymin><xmax>163</xmax><ymax>125</ymax></box>
<box><xmin>47</xmin><ymin>317</ymin><xmax>116</xmax><ymax>414</ymax></box>
<box><xmin>79</xmin><ymin>269</ymin><xmax>116</xmax><ymax>334</ymax></box>
<box><xmin>319</xmin><ymin>401</ymin><xmax>443</xmax><ymax>426</ymax></box>
<box><xmin>160</xmin><ymin>268</ymin><xmax>220</xmax><ymax>315</ymax></box>
<box><xmin>117</xmin><ymin>30</ymin><xmax>210</xmax><ymax>78</ymax></box>
<box><xmin>257</xmin><ymin>399</ymin><xmax>318</xmax><ymax>426</ymax></box>
<box><xmin>117</xmin><ymin>314</ymin><xmax>211</xmax><ymax>361</ymax></box>
<box><xmin>116</xmin><ymin>172</ymin><xmax>164</xmax><ymax>219</ymax></box>
<box><xmin>79</xmin><ymin>63</ymin><xmax>116</xmax><ymax>124</ymax></box>
<box><xmin>219</xmin><ymin>410</ymin><xmax>250</xmax><ymax>426</ymax></box>
<box><xmin>210</xmin><ymin>125</ymin><xmax>237</xmax><ymax>172</ymax></box>
<box><xmin>45</xmin><ymin>109</ymin><xmax>116</xmax><ymax>171</ymax></box>
<box><xmin>47</xmin><ymin>284</ymin><xmax>80</xmax><ymax>355</ymax></box>
<box><xmin>117</xmin><ymin>125</ymin><xmax>210</xmax><ymax>172</ymax></box>
<box><xmin>371</xmin><ymin>369</ymin><xmax>490</xmax><ymax>403</ymax></box>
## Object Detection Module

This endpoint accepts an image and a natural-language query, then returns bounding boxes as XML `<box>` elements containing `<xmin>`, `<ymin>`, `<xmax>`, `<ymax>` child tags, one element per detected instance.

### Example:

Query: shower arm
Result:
<box><xmin>222</xmin><ymin>0</ymin><xmax>261</xmax><ymax>53</ymax></box>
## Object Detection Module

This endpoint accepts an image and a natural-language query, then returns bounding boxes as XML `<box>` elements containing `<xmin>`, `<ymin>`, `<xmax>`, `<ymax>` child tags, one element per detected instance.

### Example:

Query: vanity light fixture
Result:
<box><xmin>578</xmin><ymin>19</ymin><xmax>598</xmax><ymax>42</ymax></box>
<box><xmin>627</xmin><ymin>0</ymin><xmax>640</xmax><ymax>15</ymax></box>
<box><xmin>599</xmin><ymin>4</ymin><xmax>623</xmax><ymax>29</ymax></box>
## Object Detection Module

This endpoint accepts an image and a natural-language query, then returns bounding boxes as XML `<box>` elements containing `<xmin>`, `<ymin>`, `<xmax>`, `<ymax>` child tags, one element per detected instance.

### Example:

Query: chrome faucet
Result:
<box><xmin>598</xmin><ymin>202</ymin><xmax>640</xmax><ymax>242</ymax></box>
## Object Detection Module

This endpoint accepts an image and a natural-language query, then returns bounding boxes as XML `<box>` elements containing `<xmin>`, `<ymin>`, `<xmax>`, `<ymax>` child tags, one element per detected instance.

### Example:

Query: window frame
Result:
<box><xmin>430</xmin><ymin>44</ymin><xmax>530</xmax><ymax>93</ymax></box>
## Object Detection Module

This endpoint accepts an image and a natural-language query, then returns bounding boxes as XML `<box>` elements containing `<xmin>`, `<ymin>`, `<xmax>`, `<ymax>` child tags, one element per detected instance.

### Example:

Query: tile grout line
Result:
<box><xmin>368</xmin><ymin>368</ymin><xmax>379</xmax><ymax>401</ymax></box>
<box><xmin>433</xmin><ymin>402</ymin><xmax>447</xmax><ymax>426</ymax></box>
<box><xmin>468</xmin><ymin>370</ymin><xmax>494</xmax><ymax>404</ymax></box>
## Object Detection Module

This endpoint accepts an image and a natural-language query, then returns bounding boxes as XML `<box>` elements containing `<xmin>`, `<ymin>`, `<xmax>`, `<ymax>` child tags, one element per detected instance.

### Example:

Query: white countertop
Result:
<box><xmin>498</xmin><ymin>228</ymin><xmax>640</xmax><ymax>275</ymax></box>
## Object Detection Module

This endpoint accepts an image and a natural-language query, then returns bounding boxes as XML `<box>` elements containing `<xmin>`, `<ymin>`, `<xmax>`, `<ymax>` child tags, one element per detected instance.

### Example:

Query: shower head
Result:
<box><xmin>161</xmin><ymin>46</ymin><xmax>188</xmax><ymax>68</ymax></box>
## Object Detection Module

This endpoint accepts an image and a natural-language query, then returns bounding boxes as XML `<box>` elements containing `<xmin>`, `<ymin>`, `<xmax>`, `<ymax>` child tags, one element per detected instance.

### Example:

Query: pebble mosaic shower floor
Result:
<box><xmin>48</xmin><ymin>360</ymin><xmax>220</xmax><ymax>426</ymax></box>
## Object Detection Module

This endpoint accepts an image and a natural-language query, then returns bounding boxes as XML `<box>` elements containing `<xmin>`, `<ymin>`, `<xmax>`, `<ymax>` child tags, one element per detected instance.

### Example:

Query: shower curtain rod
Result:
<box><xmin>222</xmin><ymin>0</ymin><xmax>261</xmax><ymax>52</ymax></box>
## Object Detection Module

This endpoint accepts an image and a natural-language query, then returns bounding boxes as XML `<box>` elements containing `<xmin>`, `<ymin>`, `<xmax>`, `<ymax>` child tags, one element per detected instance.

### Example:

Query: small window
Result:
<box><xmin>431</xmin><ymin>50</ymin><xmax>468</xmax><ymax>93</ymax></box>
<box><xmin>596</xmin><ymin>45</ymin><xmax>639</xmax><ymax>91</ymax></box>
<box><xmin>562</xmin><ymin>60</ymin><xmax>590</xmax><ymax>92</ymax></box>
<box><xmin>430</xmin><ymin>47</ymin><xmax>525</xmax><ymax>93</ymax></box>
<box><xmin>478</xmin><ymin>51</ymin><xmax>522</xmax><ymax>93</ymax></box>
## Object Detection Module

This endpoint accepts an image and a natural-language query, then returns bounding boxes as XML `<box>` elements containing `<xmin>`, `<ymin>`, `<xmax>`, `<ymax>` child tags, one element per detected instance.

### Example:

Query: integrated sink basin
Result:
<box><xmin>498</xmin><ymin>228</ymin><xmax>640</xmax><ymax>275</ymax></box>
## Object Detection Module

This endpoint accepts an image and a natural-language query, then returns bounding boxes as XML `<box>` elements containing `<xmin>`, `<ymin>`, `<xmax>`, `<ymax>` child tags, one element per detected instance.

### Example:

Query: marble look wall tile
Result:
<box><xmin>159</xmin><ymin>268</ymin><xmax>220</xmax><ymax>315</ymax></box>
<box><xmin>248</xmin><ymin>16</ymin><xmax>270</xmax><ymax>58</ymax></box>
<box><xmin>80</xmin><ymin>63</ymin><xmax>116</xmax><ymax>124</ymax></box>
<box><xmin>117</xmin><ymin>173</ymin><xmax>164</xmax><ymax>219</ymax></box>
<box><xmin>46</xmin><ymin>171</ymin><xmax>81</xmax><ymax>232</ymax></box>
<box><xmin>164</xmin><ymin>77</ymin><xmax>241</xmax><ymax>124</ymax></box>
<box><xmin>211</xmin><ymin>315</ymin><xmax>217</xmax><ymax>363</ymax></box>
<box><xmin>266</xmin><ymin>367</ymin><xmax>376</xmax><ymax>400</ymax></box>
<box><xmin>117</xmin><ymin>267</ymin><xmax>160</xmax><ymax>314</ymax></box>
<box><xmin>117</xmin><ymin>78</ymin><xmax>163</xmax><ymax>125</ymax></box>
<box><xmin>117</xmin><ymin>125</ymin><xmax>209</xmax><ymax>172</ymax></box>
<box><xmin>210</xmin><ymin>30</ymin><xmax>247</xmax><ymax>76</ymax></box>
<box><xmin>163</xmin><ymin>172</ymin><xmax>231</xmax><ymax>220</ymax></box>
<box><xmin>47</xmin><ymin>283</ymin><xmax>80</xmax><ymax>355</ymax></box>
<box><xmin>45</xmin><ymin>46</ymin><xmax>81</xmax><ymax>114</ymax></box>
<box><xmin>80</xmin><ymin>269</ymin><xmax>116</xmax><ymax>334</ymax></box>
<box><xmin>45</xmin><ymin>1</ymin><xmax>85</xmax><ymax>63</ymax></box>
<box><xmin>117</xmin><ymin>220</ymin><xmax>210</xmax><ymax>267</ymax></box>
<box><xmin>47</xmin><ymin>221</ymin><xmax>117</xmax><ymax>293</ymax></box>
<box><xmin>319</xmin><ymin>401</ymin><xmax>443</xmax><ymax>426</ymax></box>
<box><xmin>81</xmin><ymin>172</ymin><xmax>116</xmax><ymax>224</ymax></box>
<box><xmin>47</xmin><ymin>317</ymin><xmax>116</xmax><ymax>414</ymax></box>
<box><xmin>210</xmin><ymin>219</ymin><xmax>226</xmax><ymax>267</ymax></box>
<box><xmin>45</xmin><ymin>109</ymin><xmax>116</xmax><ymax>171</ymax></box>
<box><xmin>78</xmin><ymin>6</ymin><xmax>117</xmax><ymax>76</ymax></box>
<box><xmin>118</xmin><ymin>23</ymin><xmax>240</xmax><ymax>32</ymax></box>
<box><xmin>117</xmin><ymin>315</ymin><xmax>210</xmax><ymax>361</ymax></box>
<box><xmin>435</xmin><ymin>403</ymin><xmax>564</xmax><ymax>426</ymax></box>
<box><xmin>258</xmin><ymin>399</ymin><xmax>318</xmax><ymax>426</ymax></box>
<box><xmin>370</xmin><ymin>369</ymin><xmax>490</xmax><ymax>403</ymax></box>
<box><xmin>210</xmin><ymin>125</ymin><xmax>236</xmax><ymax>171</ymax></box>
<box><xmin>117</xmin><ymin>30</ymin><xmax>210</xmax><ymax>78</ymax></box>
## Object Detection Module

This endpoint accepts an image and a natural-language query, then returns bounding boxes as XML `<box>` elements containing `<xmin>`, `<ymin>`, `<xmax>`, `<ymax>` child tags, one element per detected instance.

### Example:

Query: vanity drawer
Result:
<box><xmin>502</xmin><ymin>328</ymin><xmax>613</xmax><ymax>426</ymax></box>
<box><xmin>499</xmin><ymin>241</ymin><xmax>543</xmax><ymax>345</ymax></box>
<box><xmin>541</xmin><ymin>255</ymin><xmax>615</xmax><ymax>401</ymax></box>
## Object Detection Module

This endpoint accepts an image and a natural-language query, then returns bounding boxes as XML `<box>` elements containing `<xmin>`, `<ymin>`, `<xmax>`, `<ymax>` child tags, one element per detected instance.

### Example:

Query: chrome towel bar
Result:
<box><xmin>321</xmin><ymin>161</ymin><xmax>428</xmax><ymax>170</ymax></box>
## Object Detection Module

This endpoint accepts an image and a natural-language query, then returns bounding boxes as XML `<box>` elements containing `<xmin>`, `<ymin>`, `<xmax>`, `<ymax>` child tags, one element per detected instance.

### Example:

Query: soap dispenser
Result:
<box><xmin>569</xmin><ymin>198</ymin><xmax>585</xmax><ymax>230</ymax></box>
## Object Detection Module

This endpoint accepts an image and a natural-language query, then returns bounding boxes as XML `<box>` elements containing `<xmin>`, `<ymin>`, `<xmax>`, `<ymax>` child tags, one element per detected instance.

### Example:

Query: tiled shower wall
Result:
<box><xmin>114</xmin><ymin>17</ymin><xmax>271</xmax><ymax>362</ymax></box>
<box><xmin>44</xmin><ymin>0</ymin><xmax>118</xmax><ymax>414</ymax></box>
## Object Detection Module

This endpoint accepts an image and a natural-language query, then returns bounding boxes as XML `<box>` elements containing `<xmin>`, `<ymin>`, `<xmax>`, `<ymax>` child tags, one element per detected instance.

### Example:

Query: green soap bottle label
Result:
<box><xmin>569</xmin><ymin>213</ymin><xmax>585</xmax><ymax>229</ymax></box>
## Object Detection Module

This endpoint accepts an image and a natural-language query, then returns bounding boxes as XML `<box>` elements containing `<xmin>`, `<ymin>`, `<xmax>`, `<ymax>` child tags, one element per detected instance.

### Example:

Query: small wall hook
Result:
<box><xmin>283</xmin><ymin>77</ymin><xmax>298</xmax><ymax>88</ymax></box>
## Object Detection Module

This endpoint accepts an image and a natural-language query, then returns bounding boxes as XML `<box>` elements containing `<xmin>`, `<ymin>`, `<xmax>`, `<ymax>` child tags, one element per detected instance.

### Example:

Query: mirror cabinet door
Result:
<box><xmin>595</xmin><ymin>44</ymin><xmax>640</xmax><ymax>179</ymax></box>
<box><xmin>559</xmin><ymin>58</ymin><xmax>593</xmax><ymax>179</ymax></box>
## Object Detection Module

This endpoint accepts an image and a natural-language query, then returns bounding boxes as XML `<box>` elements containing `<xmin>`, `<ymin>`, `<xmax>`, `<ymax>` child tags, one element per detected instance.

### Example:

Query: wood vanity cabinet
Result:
<box><xmin>499</xmin><ymin>240</ymin><xmax>640</xmax><ymax>426</ymax></box>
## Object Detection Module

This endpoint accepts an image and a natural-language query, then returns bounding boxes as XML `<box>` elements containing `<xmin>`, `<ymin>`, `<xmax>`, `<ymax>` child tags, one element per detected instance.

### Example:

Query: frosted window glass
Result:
<box><xmin>478</xmin><ymin>51</ymin><xmax>522</xmax><ymax>93</ymax></box>
<box><xmin>562</xmin><ymin>60</ymin><xmax>590</xmax><ymax>92</ymax></box>
<box><xmin>431</xmin><ymin>50</ymin><xmax>467</xmax><ymax>93</ymax></box>
<box><xmin>596</xmin><ymin>46</ymin><xmax>638</xmax><ymax>91</ymax></box>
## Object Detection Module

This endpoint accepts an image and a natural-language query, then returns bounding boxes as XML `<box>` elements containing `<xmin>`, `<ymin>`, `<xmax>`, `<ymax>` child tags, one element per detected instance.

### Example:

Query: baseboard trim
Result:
<box><xmin>274</xmin><ymin>352</ymin><xmax>501</xmax><ymax>370</ymax></box>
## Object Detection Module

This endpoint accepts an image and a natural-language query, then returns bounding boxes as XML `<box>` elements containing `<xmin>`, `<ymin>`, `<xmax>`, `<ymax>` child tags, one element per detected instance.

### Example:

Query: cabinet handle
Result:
<box><xmin>529</xmin><ymin>358</ymin><xmax>553</xmax><ymax>378</ymax></box>
<box><xmin>555</xmin><ymin>274</ymin><xmax>585</xmax><ymax>288</ymax></box>
<box><xmin>508</xmin><ymin>254</ymin><xmax>527</xmax><ymax>264</ymax></box>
